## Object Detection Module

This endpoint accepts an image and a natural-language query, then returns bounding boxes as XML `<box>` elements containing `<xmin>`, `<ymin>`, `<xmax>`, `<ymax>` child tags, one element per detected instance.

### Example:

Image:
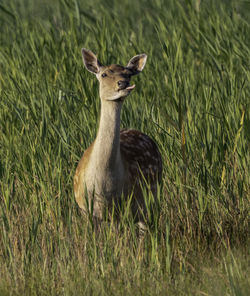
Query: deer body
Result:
<box><xmin>74</xmin><ymin>49</ymin><xmax>162</xmax><ymax>222</ymax></box>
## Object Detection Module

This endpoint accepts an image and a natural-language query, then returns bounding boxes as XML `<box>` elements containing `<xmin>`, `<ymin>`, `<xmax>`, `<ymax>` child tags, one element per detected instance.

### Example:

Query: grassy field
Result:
<box><xmin>0</xmin><ymin>0</ymin><xmax>249</xmax><ymax>295</ymax></box>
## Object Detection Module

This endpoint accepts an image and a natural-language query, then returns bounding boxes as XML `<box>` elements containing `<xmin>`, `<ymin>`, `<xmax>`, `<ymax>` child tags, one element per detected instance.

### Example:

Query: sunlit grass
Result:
<box><xmin>0</xmin><ymin>0</ymin><xmax>249</xmax><ymax>295</ymax></box>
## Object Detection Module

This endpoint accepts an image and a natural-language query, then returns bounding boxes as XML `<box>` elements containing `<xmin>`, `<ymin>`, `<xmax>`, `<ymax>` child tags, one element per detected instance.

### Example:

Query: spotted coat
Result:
<box><xmin>120</xmin><ymin>129</ymin><xmax>162</xmax><ymax>211</ymax></box>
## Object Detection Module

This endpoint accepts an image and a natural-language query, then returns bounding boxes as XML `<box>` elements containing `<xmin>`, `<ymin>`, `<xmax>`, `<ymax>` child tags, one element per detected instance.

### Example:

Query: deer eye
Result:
<box><xmin>101</xmin><ymin>73</ymin><xmax>107</xmax><ymax>78</ymax></box>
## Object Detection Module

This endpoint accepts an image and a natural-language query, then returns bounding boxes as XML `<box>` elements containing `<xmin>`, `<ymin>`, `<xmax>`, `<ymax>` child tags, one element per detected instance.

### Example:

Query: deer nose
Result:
<box><xmin>118</xmin><ymin>80</ymin><xmax>129</xmax><ymax>89</ymax></box>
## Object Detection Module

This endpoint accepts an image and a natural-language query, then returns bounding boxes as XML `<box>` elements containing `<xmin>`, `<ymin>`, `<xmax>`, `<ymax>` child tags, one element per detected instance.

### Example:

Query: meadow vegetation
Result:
<box><xmin>0</xmin><ymin>0</ymin><xmax>249</xmax><ymax>295</ymax></box>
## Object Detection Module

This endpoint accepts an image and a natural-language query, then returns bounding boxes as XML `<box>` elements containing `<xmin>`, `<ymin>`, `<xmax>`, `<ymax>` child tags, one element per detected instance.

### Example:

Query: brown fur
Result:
<box><xmin>74</xmin><ymin>142</ymin><xmax>94</xmax><ymax>210</ymax></box>
<box><xmin>74</xmin><ymin>49</ymin><xmax>162</xmax><ymax>227</ymax></box>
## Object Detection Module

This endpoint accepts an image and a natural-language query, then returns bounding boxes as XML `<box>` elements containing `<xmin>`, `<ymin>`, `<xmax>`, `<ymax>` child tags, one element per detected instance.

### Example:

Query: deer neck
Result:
<box><xmin>91</xmin><ymin>100</ymin><xmax>122</xmax><ymax>172</ymax></box>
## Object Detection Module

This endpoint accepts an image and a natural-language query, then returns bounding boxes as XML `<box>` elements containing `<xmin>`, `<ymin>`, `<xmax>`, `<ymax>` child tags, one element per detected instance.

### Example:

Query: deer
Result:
<box><xmin>74</xmin><ymin>49</ymin><xmax>162</xmax><ymax>233</ymax></box>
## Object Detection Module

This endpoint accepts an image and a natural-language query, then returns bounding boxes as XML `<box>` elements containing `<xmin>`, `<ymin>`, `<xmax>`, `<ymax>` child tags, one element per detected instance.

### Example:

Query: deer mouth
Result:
<box><xmin>113</xmin><ymin>84</ymin><xmax>136</xmax><ymax>102</ymax></box>
<box><xmin>125</xmin><ymin>84</ymin><xmax>135</xmax><ymax>91</ymax></box>
<box><xmin>118</xmin><ymin>80</ymin><xmax>136</xmax><ymax>92</ymax></box>
<box><xmin>118</xmin><ymin>84</ymin><xmax>135</xmax><ymax>93</ymax></box>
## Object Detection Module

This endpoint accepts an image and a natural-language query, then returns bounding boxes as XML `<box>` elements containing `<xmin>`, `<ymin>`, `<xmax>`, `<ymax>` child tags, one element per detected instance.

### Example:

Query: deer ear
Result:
<box><xmin>81</xmin><ymin>48</ymin><xmax>102</xmax><ymax>74</ymax></box>
<box><xmin>126</xmin><ymin>54</ymin><xmax>147</xmax><ymax>75</ymax></box>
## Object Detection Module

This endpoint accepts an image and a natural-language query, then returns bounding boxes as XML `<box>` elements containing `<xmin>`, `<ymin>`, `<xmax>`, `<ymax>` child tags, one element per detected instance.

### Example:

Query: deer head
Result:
<box><xmin>81</xmin><ymin>48</ymin><xmax>147</xmax><ymax>101</ymax></box>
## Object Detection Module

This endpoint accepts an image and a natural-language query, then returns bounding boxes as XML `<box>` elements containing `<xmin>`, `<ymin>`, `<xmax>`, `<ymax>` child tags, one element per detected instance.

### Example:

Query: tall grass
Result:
<box><xmin>0</xmin><ymin>0</ymin><xmax>249</xmax><ymax>295</ymax></box>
